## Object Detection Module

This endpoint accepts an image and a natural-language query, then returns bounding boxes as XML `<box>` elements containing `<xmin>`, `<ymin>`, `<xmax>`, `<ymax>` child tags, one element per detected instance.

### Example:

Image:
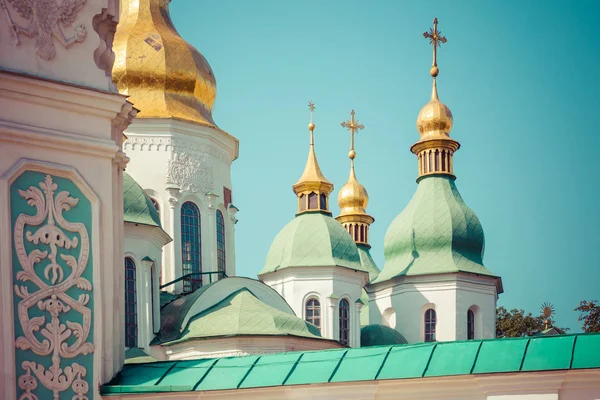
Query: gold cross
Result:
<box><xmin>423</xmin><ymin>17</ymin><xmax>447</xmax><ymax>68</ymax></box>
<box><xmin>341</xmin><ymin>110</ymin><xmax>364</xmax><ymax>155</ymax></box>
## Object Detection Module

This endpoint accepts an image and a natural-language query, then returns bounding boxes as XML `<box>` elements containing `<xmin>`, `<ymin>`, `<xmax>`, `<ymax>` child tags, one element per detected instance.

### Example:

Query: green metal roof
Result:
<box><xmin>361</xmin><ymin>324</ymin><xmax>408</xmax><ymax>347</ymax></box>
<box><xmin>260</xmin><ymin>212</ymin><xmax>365</xmax><ymax>275</ymax></box>
<box><xmin>123</xmin><ymin>172</ymin><xmax>161</xmax><ymax>227</ymax></box>
<box><xmin>357</xmin><ymin>244</ymin><xmax>380</xmax><ymax>281</ymax></box>
<box><xmin>375</xmin><ymin>176</ymin><xmax>499</xmax><ymax>284</ymax></box>
<box><xmin>125</xmin><ymin>348</ymin><xmax>158</xmax><ymax>365</ymax></box>
<box><xmin>157</xmin><ymin>288</ymin><xmax>322</xmax><ymax>345</ymax></box>
<box><xmin>102</xmin><ymin>333</ymin><xmax>600</xmax><ymax>395</ymax></box>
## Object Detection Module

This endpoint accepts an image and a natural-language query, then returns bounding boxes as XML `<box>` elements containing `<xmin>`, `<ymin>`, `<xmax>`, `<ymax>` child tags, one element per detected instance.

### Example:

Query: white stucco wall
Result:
<box><xmin>368</xmin><ymin>273</ymin><xmax>498</xmax><ymax>343</ymax></box>
<box><xmin>123</xmin><ymin>119</ymin><xmax>238</xmax><ymax>292</ymax></box>
<box><xmin>261</xmin><ymin>267</ymin><xmax>368</xmax><ymax>348</ymax></box>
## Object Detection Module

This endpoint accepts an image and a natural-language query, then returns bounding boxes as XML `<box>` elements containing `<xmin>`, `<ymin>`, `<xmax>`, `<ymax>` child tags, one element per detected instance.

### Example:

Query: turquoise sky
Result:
<box><xmin>171</xmin><ymin>0</ymin><xmax>599</xmax><ymax>332</ymax></box>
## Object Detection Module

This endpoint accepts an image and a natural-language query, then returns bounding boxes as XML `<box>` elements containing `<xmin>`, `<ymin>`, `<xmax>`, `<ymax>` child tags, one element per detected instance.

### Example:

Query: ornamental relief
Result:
<box><xmin>1</xmin><ymin>0</ymin><xmax>88</xmax><ymax>61</ymax></box>
<box><xmin>165</xmin><ymin>152</ymin><xmax>213</xmax><ymax>194</ymax></box>
<box><xmin>123</xmin><ymin>136</ymin><xmax>230</xmax><ymax>165</ymax></box>
<box><xmin>12</xmin><ymin>174</ymin><xmax>93</xmax><ymax>400</ymax></box>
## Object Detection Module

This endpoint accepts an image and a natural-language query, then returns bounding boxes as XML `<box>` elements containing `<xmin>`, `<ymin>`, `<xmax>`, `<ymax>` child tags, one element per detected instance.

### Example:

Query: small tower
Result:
<box><xmin>336</xmin><ymin>110</ymin><xmax>381</xmax><ymax>330</ymax></box>
<box><xmin>368</xmin><ymin>18</ymin><xmax>502</xmax><ymax>344</ymax></box>
<box><xmin>260</xmin><ymin>103</ymin><xmax>369</xmax><ymax>348</ymax></box>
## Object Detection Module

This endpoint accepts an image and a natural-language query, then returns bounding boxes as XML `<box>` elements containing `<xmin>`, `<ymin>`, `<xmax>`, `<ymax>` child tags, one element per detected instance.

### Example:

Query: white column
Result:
<box><xmin>165</xmin><ymin>185</ymin><xmax>180</xmax><ymax>292</ymax></box>
<box><xmin>226</xmin><ymin>205</ymin><xmax>238</xmax><ymax>277</ymax></box>
<box><xmin>205</xmin><ymin>193</ymin><xmax>219</xmax><ymax>283</ymax></box>
<box><xmin>354</xmin><ymin>302</ymin><xmax>363</xmax><ymax>348</ymax></box>
<box><xmin>327</xmin><ymin>296</ymin><xmax>338</xmax><ymax>341</ymax></box>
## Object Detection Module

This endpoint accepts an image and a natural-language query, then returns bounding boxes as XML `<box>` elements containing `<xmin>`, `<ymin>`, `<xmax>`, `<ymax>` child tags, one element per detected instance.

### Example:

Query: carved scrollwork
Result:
<box><xmin>1</xmin><ymin>0</ymin><xmax>88</xmax><ymax>61</ymax></box>
<box><xmin>13</xmin><ymin>175</ymin><xmax>93</xmax><ymax>400</ymax></box>
<box><xmin>165</xmin><ymin>152</ymin><xmax>213</xmax><ymax>194</ymax></box>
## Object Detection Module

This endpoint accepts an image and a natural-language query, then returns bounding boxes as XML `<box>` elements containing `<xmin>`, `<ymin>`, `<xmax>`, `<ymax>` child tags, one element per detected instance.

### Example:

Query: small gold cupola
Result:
<box><xmin>293</xmin><ymin>102</ymin><xmax>334</xmax><ymax>214</ymax></box>
<box><xmin>112</xmin><ymin>0</ymin><xmax>218</xmax><ymax>127</ymax></box>
<box><xmin>336</xmin><ymin>110</ymin><xmax>375</xmax><ymax>246</ymax></box>
<box><xmin>411</xmin><ymin>18</ymin><xmax>460</xmax><ymax>180</ymax></box>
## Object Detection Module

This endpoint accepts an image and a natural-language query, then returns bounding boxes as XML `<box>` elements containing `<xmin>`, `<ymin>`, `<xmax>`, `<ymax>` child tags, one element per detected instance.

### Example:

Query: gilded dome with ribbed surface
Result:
<box><xmin>113</xmin><ymin>0</ymin><xmax>217</xmax><ymax>127</ymax></box>
<box><xmin>416</xmin><ymin>81</ymin><xmax>453</xmax><ymax>139</ymax></box>
<box><xmin>338</xmin><ymin>167</ymin><xmax>369</xmax><ymax>216</ymax></box>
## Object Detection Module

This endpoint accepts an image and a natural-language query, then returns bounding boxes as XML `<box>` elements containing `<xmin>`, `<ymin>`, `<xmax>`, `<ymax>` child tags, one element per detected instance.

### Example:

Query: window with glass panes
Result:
<box><xmin>181</xmin><ymin>202</ymin><xmax>202</xmax><ymax>293</ymax></box>
<box><xmin>339</xmin><ymin>299</ymin><xmax>350</xmax><ymax>346</ymax></box>
<box><xmin>425</xmin><ymin>308</ymin><xmax>436</xmax><ymax>342</ymax></box>
<box><xmin>124</xmin><ymin>257</ymin><xmax>137</xmax><ymax>347</ymax></box>
<box><xmin>467</xmin><ymin>309</ymin><xmax>475</xmax><ymax>340</ymax></box>
<box><xmin>305</xmin><ymin>298</ymin><xmax>321</xmax><ymax>333</ymax></box>
<box><xmin>216</xmin><ymin>210</ymin><xmax>226</xmax><ymax>275</ymax></box>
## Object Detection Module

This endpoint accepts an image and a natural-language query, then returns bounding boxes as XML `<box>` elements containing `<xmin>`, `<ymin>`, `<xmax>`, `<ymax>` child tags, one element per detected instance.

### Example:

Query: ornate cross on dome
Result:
<box><xmin>423</xmin><ymin>17</ymin><xmax>447</xmax><ymax>76</ymax></box>
<box><xmin>341</xmin><ymin>110</ymin><xmax>364</xmax><ymax>159</ymax></box>
<box><xmin>308</xmin><ymin>101</ymin><xmax>316</xmax><ymax>144</ymax></box>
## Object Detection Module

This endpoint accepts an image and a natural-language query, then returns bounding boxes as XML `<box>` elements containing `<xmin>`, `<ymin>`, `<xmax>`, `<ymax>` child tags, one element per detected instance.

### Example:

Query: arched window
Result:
<box><xmin>216</xmin><ymin>210</ymin><xmax>226</xmax><ymax>276</ymax></box>
<box><xmin>150</xmin><ymin>197</ymin><xmax>160</xmax><ymax>218</ymax></box>
<box><xmin>425</xmin><ymin>308</ymin><xmax>436</xmax><ymax>342</ymax></box>
<box><xmin>181</xmin><ymin>202</ymin><xmax>202</xmax><ymax>293</ymax></box>
<box><xmin>467</xmin><ymin>309</ymin><xmax>475</xmax><ymax>340</ymax></box>
<box><xmin>299</xmin><ymin>194</ymin><xmax>306</xmax><ymax>211</ymax></box>
<box><xmin>305</xmin><ymin>298</ymin><xmax>321</xmax><ymax>333</ymax></box>
<box><xmin>339</xmin><ymin>299</ymin><xmax>350</xmax><ymax>346</ymax></box>
<box><xmin>150</xmin><ymin>264</ymin><xmax>157</xmax><ymax>332</ymax></box>
<box><xmin>308</xmin><ymin>192</ymin><xmax>318</xmax><ymax>209</ymax></box>
<box><xmin>319</xmin><ymin>193</ymin><xmax>327</xmax><ymax>210</ymax></box>
<box><xmin>124</xmin><ymin>257</ymin><xmax>137</xmax><ymax>348</ymax></box>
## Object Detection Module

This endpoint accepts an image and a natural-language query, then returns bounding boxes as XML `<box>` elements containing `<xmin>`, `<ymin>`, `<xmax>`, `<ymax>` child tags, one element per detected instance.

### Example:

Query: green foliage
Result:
<box><xmin>574</xmin><ymin>300</ymin><xmax>600</xmax><ymax>333</ymax></box>
<box><xmin>496</xmin><ymin>306</ymin><xmax>568</xmax><ymax>338</ymax></box>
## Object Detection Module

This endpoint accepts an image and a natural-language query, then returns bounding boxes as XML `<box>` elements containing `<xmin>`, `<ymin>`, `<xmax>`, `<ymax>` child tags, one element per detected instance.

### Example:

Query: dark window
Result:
<box><xmin>124</xmin><ymin>257</ymin><xmax>137</xmax><ymax>348</ymax></box>
<box><xmin>299</xmin><ymin>194</ymin><xmax>306</xmax><ymax>211</ymax></box>
<box><xmin>360</xmin><ymin>225</ymin><xmax>365</xmax><ymax>242</ymax></box>
<box><xmin>223</xmin><ymin>186</ymin><xmax>232</xmax><ymax>208</ymax></box>
<box><xmin>181</xmin><ymin>202</ymin><xmax>202</xmax><ymax>293</ymax></box>
<box><xmin>308</xmin><ymin>192</ymin><xmax>318</xmax><ymax>209</ymax></box>
<box><xmin>425</xmin><ymin>308</ymin><xmax>436</xmax><ymax>342</ymax></box>
<box><xmin>467</xmin><ymin>309</ymin><xmax>475</xmax><ymax>340</ymax></box>
<box><xmin>339</xmin><ymin>299</ymin><xmax>350</xmax><ymax>346</ymax></box>
<box><xmin>319</xmin><ymin>193</ymin><xmax>327</xmax><ymax>210</ymax></box>
<box><xmin>435</xmin><ymin>149</ymin><xmax>440</xmax><ymax>171</ymax></box>
<box><xmin>305</xmin><ymin>298</ymin><xmax>321</xmax><ymax>333</ymax></box>
<box><xmin>441</xmin><ymin>150</ymin><xmax>447</xmax><ymax>171</ymax></box>
<box><xmin>216</xmin><ymin>210</ymin><xmax>226</xmax><ymax>276</ymax></box>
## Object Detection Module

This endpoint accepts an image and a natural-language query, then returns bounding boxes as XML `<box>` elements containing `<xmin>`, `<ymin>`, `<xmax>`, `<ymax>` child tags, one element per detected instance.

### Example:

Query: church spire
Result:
<box><xmin>412</xmin><ymin>18</ymin><xmax>460</xmax><ymax>180</ymax></box>
<box><xmin>336</xmin><ymin>110</ymin><xmax>374</xmax><ymax>246</ymax></box>
<box><xmin>293</xmin><ymin>102</ymin><xmax>334</xmax><ymax>214</ymax></box>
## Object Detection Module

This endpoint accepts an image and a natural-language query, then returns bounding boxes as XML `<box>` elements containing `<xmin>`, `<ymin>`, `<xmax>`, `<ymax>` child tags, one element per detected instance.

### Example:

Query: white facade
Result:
<box><xmin>124</xmin><ymin>223</ymin><xmax>171</xmax><ymax>350</ymax></box>
<box><xmin>123</xmin><ymin>119</ymin><xmax>239</xmax><ymax>292</ymax></box>
<box><xmin>0</xmin><ymin>0</ymin><xmax>133</xmax><ymax>396</ymax></box>
<box><xmin>367</xmin><ymin>273</ymin><xmax>498</xmax><ymax>343</ymax></box>
<box><xmin>261</xmin><ymin>266</ymin><xmax>368</xmax><ymax>348</ymax></box>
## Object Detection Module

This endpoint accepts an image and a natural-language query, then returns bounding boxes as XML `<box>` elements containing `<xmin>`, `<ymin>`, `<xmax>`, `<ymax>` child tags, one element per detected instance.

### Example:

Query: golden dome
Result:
<box><xmin>338</xmin><ymin>166</ymin><xmax>369</xmax><ymax>216</ymax></box>
<box><xmin>112</xmin><ymin>0</ymin><xmax>217</xmax><ymax>127</ymax></box>
<box><xmin>416</xmin><ymin>79</ymin><xmax>453</xmax><ymax>139</ymax></box>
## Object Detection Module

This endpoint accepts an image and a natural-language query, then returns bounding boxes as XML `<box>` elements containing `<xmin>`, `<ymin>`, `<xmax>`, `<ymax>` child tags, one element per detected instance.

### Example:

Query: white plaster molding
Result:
<box><xmin>165</xmin><ymin>151</ymin><xmax>214</xmax><ymax>195</ymax></box>
<box><xmin>123</xmin><ymin>136</ymin><xmax>230</xmax><ymax>165</ymax></box>
<box><xmin>1</xmin><ymin>0</ymin><xmax>88</xmax><ymax>61</ymax></box>
<box><xmin>91</xmin><ymin>4</ymin><xmax>119</xmax><ymax>84</ymax></box>
<box><xmin>13</xmin><ymin>175</ymin><xmax>94</xmax><ymax>399</ymax></box>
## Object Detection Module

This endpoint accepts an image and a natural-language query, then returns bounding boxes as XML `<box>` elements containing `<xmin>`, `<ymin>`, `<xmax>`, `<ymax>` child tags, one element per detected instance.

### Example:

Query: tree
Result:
<box><xmin>496</xmin><ymin>306</ymin><xmax>568</xmax><ymax>338</ymax></box>
<box><xmin>575</xmin><ymin>300</ymin><xmax>600</xmax><ymax>333</ymax></box>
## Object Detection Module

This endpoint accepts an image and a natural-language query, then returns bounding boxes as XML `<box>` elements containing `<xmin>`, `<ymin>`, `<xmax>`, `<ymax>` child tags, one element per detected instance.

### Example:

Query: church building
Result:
<box><xmin>0</xmin><ymin>0</ymin><xmax>599</xmax><ymax>399</ymax></box>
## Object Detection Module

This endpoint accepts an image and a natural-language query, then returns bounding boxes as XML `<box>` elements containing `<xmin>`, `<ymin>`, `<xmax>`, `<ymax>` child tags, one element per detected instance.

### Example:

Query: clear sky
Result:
<box><xmin>171</xmin><ymin>0</ymin><xmax>600</xmax><ymax>332</ymax></box>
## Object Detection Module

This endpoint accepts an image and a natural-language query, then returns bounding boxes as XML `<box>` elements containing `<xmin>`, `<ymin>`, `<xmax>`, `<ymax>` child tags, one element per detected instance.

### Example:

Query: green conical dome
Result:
<box><xmin>260</xmin><ymin>212</ymin><xmax>365</xmax><ymax>275</ymax></box>
<box><xmin>361</xmin><ymin>324</ymin><xmax>407</xmax><ymax>347</ymax></box>
<box><xmin>375</xmin><ymin>176</ymin><xmax>498</xmax><ymax>284</ymax></box>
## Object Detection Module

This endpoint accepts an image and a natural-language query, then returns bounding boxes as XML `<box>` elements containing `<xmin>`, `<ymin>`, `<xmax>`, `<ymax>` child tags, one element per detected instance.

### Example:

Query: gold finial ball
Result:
<box><xmin>348</xmin><ymin>149</ymin><xmax>356</xmax><ymax>159</ymax></box>
<box><xmin>308</xmin><ymin>122</ymin><xmax>315</xmax><ymax>131</ymax></box>
<box><xmin>430</xmin><ymin>66</ymin><xmax>439</xmax><ymax>77</ymax></box>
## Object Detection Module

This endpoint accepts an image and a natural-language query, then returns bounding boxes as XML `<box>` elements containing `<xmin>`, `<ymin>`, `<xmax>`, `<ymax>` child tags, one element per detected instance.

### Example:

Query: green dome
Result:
<box><xmin>361</xmin><ymin>324</ymin><xmax>407</xmax><ymax>347</ymax></box>
<box><xmin>260</xmin><ymin>212</ymin><xmax>365</xmax><ymax>275</ymax></box>
<box><xmin>123</xmin><ymin>172</ymin><xmax>161</xmax><ymax>227</ymax></box>
<box><xmin>375</xmin><ymin>176</ymin><xmax>498</xmax><ymax>283</ymax></box>
<box><xmin>158</xmin><ymin>288</ymin><xmax>322</xmax><ymax>345</ymax></box>
<box><xmin>357</xmin><ymin>244</ymin><xmax>380</xmax><ymax>282</ymax></box>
